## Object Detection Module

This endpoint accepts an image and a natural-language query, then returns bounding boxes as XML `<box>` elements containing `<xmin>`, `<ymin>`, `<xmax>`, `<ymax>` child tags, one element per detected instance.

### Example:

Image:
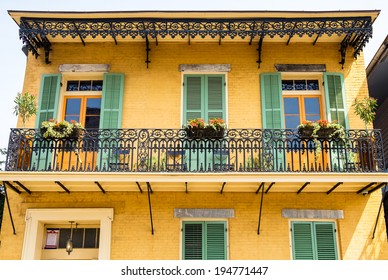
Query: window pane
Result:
<box><xmin>64</xmin><ymin>98</ymin><xmax>81</xmax><ymax>123</ymax></box>
<box><xmin>282</xmin><ymin>80</ymin><xmax>294</xmax><ymax>91</ymax></box>
<box><xmin>72</xmin><ymin>228</ymin><xmax>84</xmax><ymax>248</ymax></box>
<box><xmin>304</xmin><ymin>98</ymin><xmax>320</xmax><ymax>115</ymax></box>
<box><xmin>58</xmin><ymin>229</ymin><xmax>71</xmax><ymax>248</ymax></box>
<box><xmin>307</xmin><ymin>80</ymin><xmax>319</xmax><ymax>90</ymax></box>
<box><xmin>65</xmin><ymin>99</ymin><xmax>81</xmax><ymax>115</ymax></box>
<box><xmin>86</xmin><ymin>98</ymin><xmax>101</xmax><ymax>115</ymax></box>
<box><xmin>84</xmin><ymin>228</ymin><xmax>97</xmax><ymax>248</ymax></box>
<box><xmin>92</xmin><ymin>80</ymin><xmax>103</xmax><ymax>91</ymax></box>
<box><xmin>79</xmin><ymin>81</ymin><xmax>92</xmax><ymax>91</ymax></box>
<box><xmin>285</xmin><ymin>116</ymin><xmax>300</xmax><ymax>129</ymax></box>
<box><xmin>85</xmin><ymin>116</ymin><xmax>100</xmax><ymax>129</ymax></box>
<box><xmin>284</xmin><ymin>98</ymin><xmax>299</xmax><ymax>114</ymax></box>
<box><xmin>67</xmin><ymin>81</ymin><xmax>79</xmax><ymax>91</ymax></box>
<box><xmin>294</xmin><ymin>80</ymin><xmax>306</xmax><ymax>90</ymax></box>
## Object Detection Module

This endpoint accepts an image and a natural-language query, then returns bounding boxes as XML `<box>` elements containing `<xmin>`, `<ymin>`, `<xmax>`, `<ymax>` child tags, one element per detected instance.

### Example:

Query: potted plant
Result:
<box><xmin>184</xmin><ymin>118</ymin><xmax>226</xmax><ymax>139</ymax></box>
<box><xmin>297</xmin><ymin>119</ymin><xmax>345</xmax><ymax>161</ymax></box>
<box><xmin>352</xmin><ymin>97</ymin><xmax>378</xmax><ymax>170</ymax></box>
<box><xmin>352</xmin><ymin>97</ymin><xmax>378</xmax><ymax>130</ymax></box>
<box><xmin>13</xmin><ymin>92</ymin><xmax>38</xmax><ymax>128</ymax></box>
<box><xmin>13</xmin><ymin>92</ymin><xmax>38</xmax><ymax>170</ymax></box>
<box><xmin>297</xmin><ymin>120</ymin><xmax>318</xmax><ymax>139</ymax></box>
<box><xmin>41</xmin><ymin>119</ymin><xmax>84</xmax><ymax>140</ymax></box>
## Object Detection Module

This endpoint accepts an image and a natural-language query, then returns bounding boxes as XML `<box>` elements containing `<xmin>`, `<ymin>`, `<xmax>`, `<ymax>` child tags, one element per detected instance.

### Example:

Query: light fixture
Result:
<box><xmin>66</xmin><ymin>221</ymin><xmax>75</xmax><ymax>255</ymax></box>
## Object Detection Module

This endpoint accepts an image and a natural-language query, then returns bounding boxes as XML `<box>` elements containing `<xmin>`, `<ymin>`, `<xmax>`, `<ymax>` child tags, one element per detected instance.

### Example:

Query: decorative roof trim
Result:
<box><xmin>18</xmin><ymin>16</ymin><xmax>373</xmax><ymax>60</ymax></box>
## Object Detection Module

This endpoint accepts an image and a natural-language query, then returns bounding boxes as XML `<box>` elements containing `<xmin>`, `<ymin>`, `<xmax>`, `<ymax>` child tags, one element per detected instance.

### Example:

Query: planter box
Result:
<box><xmin>185</xmin><ymin>127</ymin><xmax>225</xmax><ymax>139</ymax></box>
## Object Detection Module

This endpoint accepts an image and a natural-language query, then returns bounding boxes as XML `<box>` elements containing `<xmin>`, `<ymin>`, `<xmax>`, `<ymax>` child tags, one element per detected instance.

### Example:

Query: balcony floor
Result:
<box><xmin>1</xmin><ymin>171</ymin><xmax>387</xmax><ymax>194</ymax></box>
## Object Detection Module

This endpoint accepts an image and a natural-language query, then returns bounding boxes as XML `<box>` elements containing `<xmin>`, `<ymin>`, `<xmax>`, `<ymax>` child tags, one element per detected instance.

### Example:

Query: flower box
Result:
<box><xmin>40</xmin><ymin>119</ymin><xmax>83</xmax><ymax>140</ymax></box>
<box><xmin>185</xmin><ymin>127</ymin><xmax>225</xmax><ymax>139</ymax></box>
<box><xmin>183</xmin><ymin>118</ymin><xmax>226</xmax><ymax>139</ymax></box>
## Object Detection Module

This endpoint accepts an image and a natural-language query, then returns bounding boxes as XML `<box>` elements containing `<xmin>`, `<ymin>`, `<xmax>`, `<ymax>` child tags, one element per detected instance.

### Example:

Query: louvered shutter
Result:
<box><xmin>183</xmin><ymin>222</ymin><xmax>203</xmax><ymax>260</ymax></box>
<box><xmin>35</xmin><ymin>74</ymin><xmax>61</xmax><ymax>126</ymax></box>
<box><xmin>184</xmin><ymin>75</ymin><xmax>203</xmax><ymax>123</ymax></box>
<box><xmin>33</xmin><ymin>74</ymin><xmax>61</xmax><ymax>170</ymax></box>
<box><xmin>205</xmin><ymin>222</ymin><xmax>227</xmax><ymax>260</ymax></box>
<box><xmin>206</xmin><ymin>76</ymin><xmax>225</xmax><ymax>120</ymax></box>
<box><xmin>292</xmin><ymin>222</ymin><xmax>315</xmax><ymax>260</ymax></box>
<box><xmin>100</xmin><ymin>73</ymin><xmax>124</xmax><ymax>129</ymax></box>
<box><xmin>98</xmin><ymin>73</ymin><xmax>124</xmax><ymax>170</ymax></box>
<box><xmin>183</xmin><ymin>221</ymin><xmax>227</xmax><ymax>260</ymax></box>
<box><xmin>183</xmin><ymin>75</ymin><xmax>225</xmax><ymax>123</ymax></box>
<box><xmin>292</xmin><ymin>221</ymin><xmax>338</xmax><ymax>260</ymax></box>
<box><xmin>260</xmin><ymin>73</ymin><xmax>284</xmax><ymax>171</ymax></box>
<box><xmin>323</xmin><ymin>73</ymin><xmax>349</xmax><ymax>129</ymax></box>
<box><xmin>260</xmin><ymin>73</ymin><xmax>284</xmax><ymax>129</ymax></box>
<box><xmin>314</xmin><ymin>222</ymin><xmax>338</xmax><ymax>260</ymax></box>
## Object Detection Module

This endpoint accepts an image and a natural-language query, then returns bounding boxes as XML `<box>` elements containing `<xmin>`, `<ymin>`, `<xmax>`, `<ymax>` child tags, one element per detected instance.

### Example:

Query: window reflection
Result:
<box><xmin>282</xmin><ymin>79</ymin><xmax>319</xmax><ymax>91</ymax></box>
<box><xmin>66</xmin><ymin>80</ymin><xmax>103</xmax><ymax>91</ymax></box>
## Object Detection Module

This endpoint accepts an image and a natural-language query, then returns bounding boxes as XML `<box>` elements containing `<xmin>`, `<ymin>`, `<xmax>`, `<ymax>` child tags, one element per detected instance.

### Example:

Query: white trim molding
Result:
<box><xmin>21</xmin><ymin>208</ymin><xmax>114</xmax><ymax>260</ymax></box>
<box><xmin>178</xmin><ymin>64</ymin><xmax>231</xmax><ymax>72</ymax></box>
<box><xmin>282</xmin><ymin>209</ymin><xmax>344</xmax><ymax>219</ymax></box>
<box><xmin>59</xmin><ymin>64</ymin><xmax>110</xmax><ymax>72</ymax></box>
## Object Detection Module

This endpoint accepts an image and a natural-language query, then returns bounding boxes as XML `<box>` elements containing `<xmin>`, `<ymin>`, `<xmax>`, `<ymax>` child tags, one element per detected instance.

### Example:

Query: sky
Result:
<box><xmin>0</xmin><ymin>0</ymin><xmax>387</xmax><ymax>158</ymax></box>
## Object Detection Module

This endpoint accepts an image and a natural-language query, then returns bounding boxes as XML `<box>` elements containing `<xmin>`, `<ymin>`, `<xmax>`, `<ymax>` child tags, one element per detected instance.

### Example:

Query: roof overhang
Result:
<box><xmin>1</xmin><ymin>171</ymin><xmax>387</xmax><ymax>194</ymax></box>
<box><xmin>8</xmin><ymin>10</ymin><xmax>380</xmax><ymax>67</ymax></box>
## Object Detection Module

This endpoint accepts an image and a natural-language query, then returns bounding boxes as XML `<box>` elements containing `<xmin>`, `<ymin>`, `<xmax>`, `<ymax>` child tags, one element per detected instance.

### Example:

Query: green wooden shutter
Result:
<box><xmin>183</xmin><ymin>222</ymin><xmax>203</xmax><ymax>260</ymax></box>
<box><xmin>292</xmin><ymin>221</ymin><xmax>338</xmax><ymax>260</ymax></box>
<box><xmin>260</xmin><ymin>73</ymin><xmax>284</xmax><ymax>171</ymax></box>
<box><xmin>323</xmin><ymin>73</ymin><xmax>349</xmax><ymax>129</ymax></box>
<box><xmin>35</xmin><ymin>74</ymin><xmax>61</xmax><ymax>126</ymax></box>
<box><xmin>183</xmin><ymin>221</ymin><xmax>227</xmax><ymax>260</ymax></box>
<box><xmin>184</xmin><ymin>75</ymin><xmax>203</xmax><ymax>123</ymax></box>
<box><xmin>260</xmin><ymin>73</ymin><xmax>284</xmax><ymax>129</ymax></box>
<box><xmin>292</xmin><ymin>222</ymin><xmax>315</xmax><ymax>260</ymax></box>
<box><xmin>98</xmin><ymin>73</ymin><xmax>124</xmax><ymax>170</ymax></box>
<box><xmin>33</xmin><ymin>74</ymin><xmax>61</xmax><ymax>170</ymax></box>
<box><xmin>205</xmin><ymin>222</ymin><xmax>227</xmax><ymax>260</ymax></box>
<box><xmin>183</xmin><ymin>75</ymin><xmax>225</xmax><ymax>123</ymax></box>
<box><xmin>100</xmin><ymin>73</ymin><xmax>124</xmax><ymax>129</ymax></box>
<box><xmin>314</xmin><ymin>222</ymin><xmax>338</xmax><ymax>260</ymax></box>
<box><xmin>206</xmin><ymin>75</ymin><xmax>225</xmax><ymax>120</ymax></box>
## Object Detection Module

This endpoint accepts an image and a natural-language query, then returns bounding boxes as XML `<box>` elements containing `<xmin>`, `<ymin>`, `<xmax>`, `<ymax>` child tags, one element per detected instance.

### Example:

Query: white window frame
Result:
<box><xmin>21</xmin><ymin>208</ymin><xmax>113</xmax><ymax>260</ymax></box>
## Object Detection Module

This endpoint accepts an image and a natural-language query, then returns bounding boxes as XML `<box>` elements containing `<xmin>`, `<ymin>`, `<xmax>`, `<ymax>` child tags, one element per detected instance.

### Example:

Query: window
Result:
<box><xmin>44</xmin><ymin>226</ymin><xmax>100</xmax><ymax>249</ymax></box>
<box><xmin>63</xmin><ymin>96</ymin><xmax>102</xmax><ymax>129</ymax></box>
<box><xmin>22</xmin><ymin>208</ymin><xmax>113</xmax><ymax>260</ymax></box>
<box><xmin>260</xmin><ymin>72</ymin><xmax>348</xmax><ymax>129</ymax></box>
<box><xmin>182</xmin><ymin>221</ymin><xmax>227</xmax><ymax>260</ymax></box>
<box><xmin>291</xmin><ymin>221</ymin><xmax>338</xmax><ymax>260</ymax></box>
<box><xmin>282</xmin><ymin>78</ymin><xmax>323</xmax><ymax>129</ymax></box>
<box><xmin>183</xmin><ymin>74</ymin><xmax>226</xmax><ymax>123</ymax></box>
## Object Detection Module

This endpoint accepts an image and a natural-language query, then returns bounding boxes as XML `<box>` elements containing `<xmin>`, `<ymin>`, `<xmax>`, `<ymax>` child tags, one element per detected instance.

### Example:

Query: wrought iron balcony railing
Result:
<box><xmin>5</xmin><ymin>128</ymin><xmax>385</xmax><ymax>173</ymax></box>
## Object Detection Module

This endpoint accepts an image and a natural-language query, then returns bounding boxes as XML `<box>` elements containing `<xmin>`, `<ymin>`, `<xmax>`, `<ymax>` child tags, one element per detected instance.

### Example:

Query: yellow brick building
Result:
<box><xmin>0</xmin><ymin>10</ymin><xmax>387</xmax><ymax>260</ymax></box>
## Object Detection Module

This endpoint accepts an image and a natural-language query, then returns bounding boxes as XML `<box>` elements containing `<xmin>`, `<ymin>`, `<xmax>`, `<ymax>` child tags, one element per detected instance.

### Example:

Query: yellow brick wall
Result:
<box><xmin>18</xmin><ymin>41</ymin><xmax>369</xmax><ymax>130</ymax></box>
<box><xmin>0</xmin><ymin>189</ymin><xmax>387</xmax><ymax>260</ymax></box>
<box><xmin>3</xmin><ymin>40</ymin><xmax>385</xmax><ymax>260</ymax></box>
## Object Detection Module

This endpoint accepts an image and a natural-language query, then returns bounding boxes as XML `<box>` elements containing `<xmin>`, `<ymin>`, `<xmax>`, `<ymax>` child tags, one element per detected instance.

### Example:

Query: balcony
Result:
<box><xmin>5</xmin><ymin>128</ymin><xmax>386</xmax><ymax>174</ymax></box>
